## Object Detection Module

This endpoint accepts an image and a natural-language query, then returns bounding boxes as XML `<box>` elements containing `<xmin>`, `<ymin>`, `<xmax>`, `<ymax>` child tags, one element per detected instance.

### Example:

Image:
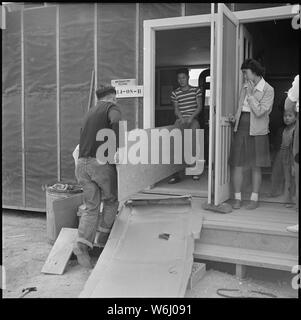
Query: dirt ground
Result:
<box><xmin>2</xmin><ymin>209</ymin><xmax>298</xmax><ymax>298</ymax></box>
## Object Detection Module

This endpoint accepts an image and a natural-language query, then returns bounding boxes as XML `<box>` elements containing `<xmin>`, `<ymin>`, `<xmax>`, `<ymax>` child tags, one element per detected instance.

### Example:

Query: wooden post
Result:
<box><xmin>21</xmin><ymin>8</ymin><xmax>26</xmax><ymax>207</ymax></box>
<box><xmin>94</xmin><ymin>3</ymin><xmax>98</xmax><ymax>92</ymax></box>
<box><xmin>87</xmin><ymin>70</ymin><xmax>95</xmax><ymax>111</ymax></box>
<box><xmin>56</xmin><ymin>4</ymin><xmax>61</xmax><ymax>182</ymax></box>
<box><xmin>181</xmin><ymin>3</ymin><xmax>186</xmax><ymax>16</ymax></box>
<box><xmin>236</xmin><ymin>264</ymin><xmax>247</xmax><ymax>279</ymax></box>
<box><xmin>135</xmin><ymin>3</ymin><xmax>139</xmax><ymax>128</ymax></box>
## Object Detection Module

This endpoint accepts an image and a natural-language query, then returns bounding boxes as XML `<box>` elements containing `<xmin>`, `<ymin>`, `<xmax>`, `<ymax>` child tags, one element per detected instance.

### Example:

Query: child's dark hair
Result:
<box><xmin>241</xmin><ymin>59</ymin><xmax>265</xmax><ymax>77</ymax></box>
<box><xmin>284</xmin><ymin>104</ymin><xmax>298</xmax><ymax>116</ymax></box>
<box><xmin>176</xmin><ymin>68</ymin><xmax>189</xmax><ymax>76</ymax></box>
<box><xmin>96</xmin><ymin>85</ymin><xmax>116</xmax><ymax>99</ymax></box>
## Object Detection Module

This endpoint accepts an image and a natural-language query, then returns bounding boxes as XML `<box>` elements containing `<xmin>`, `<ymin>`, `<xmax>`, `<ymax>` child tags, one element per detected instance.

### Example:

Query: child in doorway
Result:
<box><xmin>270</xmin><ymin>106</ymin><xmax>297</xmax><ymax>206</ymax></box>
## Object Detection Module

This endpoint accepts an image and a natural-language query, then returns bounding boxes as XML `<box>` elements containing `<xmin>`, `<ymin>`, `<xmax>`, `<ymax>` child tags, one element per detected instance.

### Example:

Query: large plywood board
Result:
<box><xmin>80</xmin><ymin>197</ymin><xmax>198</xmax><ymax>297</ymax></box>
<box><xmin>117</xmin><ymin>125</ymin><xmax>206</xmax><ymax>201</ymax></box>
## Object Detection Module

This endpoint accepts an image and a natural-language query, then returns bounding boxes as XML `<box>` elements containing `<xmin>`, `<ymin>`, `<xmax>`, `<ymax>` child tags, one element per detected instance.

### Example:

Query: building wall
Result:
<box><xmin>59</xmin><ymin>4</ymin><xmax>94</xmax><ymax>182</ymax></box>
<box><xmin>2</xmin><ymin>11</ymin><xmax>23</xmax><ymax>207</ymax></box>
<box><xmin>2</xmin><ymin>2</ymin><xmax>290</xmax><ymax>210</ymax></box>
<box><xmin>23</xmin><ymin>6</ymin><xmax>58</xmax><ymax>208</ymax></box>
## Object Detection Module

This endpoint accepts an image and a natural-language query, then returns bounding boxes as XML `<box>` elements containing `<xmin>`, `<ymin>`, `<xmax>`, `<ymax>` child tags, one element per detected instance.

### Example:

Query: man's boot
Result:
<box><xmin>73</xmin><ymin>242</ymin><xmax>93</xmax><ymax>269</ymax></box>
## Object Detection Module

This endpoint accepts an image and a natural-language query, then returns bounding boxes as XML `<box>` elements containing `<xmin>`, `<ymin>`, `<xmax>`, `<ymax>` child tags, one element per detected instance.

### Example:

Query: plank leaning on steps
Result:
<box><xmin>79</xmin><ymin>202</ymin><xmax>197</xmax><ymax>297</ymax></box>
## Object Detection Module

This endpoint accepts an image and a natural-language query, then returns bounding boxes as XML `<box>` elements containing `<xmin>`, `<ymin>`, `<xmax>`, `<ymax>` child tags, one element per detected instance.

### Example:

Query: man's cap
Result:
<box><xmin>96</xmin><ymin>85</ymin><xmax>116</xmax><ymax>99</ymax></box>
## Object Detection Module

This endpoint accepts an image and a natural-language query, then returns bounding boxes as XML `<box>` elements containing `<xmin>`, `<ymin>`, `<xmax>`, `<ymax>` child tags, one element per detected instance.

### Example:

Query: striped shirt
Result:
<box><xmin>171</xmin><ymin>86</ymin><xmax>202</xmax><ymax>117</ymax></box>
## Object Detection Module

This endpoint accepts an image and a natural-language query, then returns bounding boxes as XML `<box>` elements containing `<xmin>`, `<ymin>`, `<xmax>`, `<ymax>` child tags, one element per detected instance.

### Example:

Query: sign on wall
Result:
<box><xmin>115</xmin><ymin>85</ymin><xmax>144</xmax><ymax>98</ymax></box>
<box><xmin>111</xmin><ymin>79</ymin><xmax>137</xmax><ymax>87</ymax></box>
<box><xmin>111</xmin><ymin>79</ymin><xmax>143</xmax><ymax>98</ymax></box>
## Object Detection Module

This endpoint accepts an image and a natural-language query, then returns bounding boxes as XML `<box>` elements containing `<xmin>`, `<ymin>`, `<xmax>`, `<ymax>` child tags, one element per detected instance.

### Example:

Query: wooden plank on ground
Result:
<box><xmin>41</xmin><ymin>228</ymin><xmax>77</xmax><ymax>275</ymax></box>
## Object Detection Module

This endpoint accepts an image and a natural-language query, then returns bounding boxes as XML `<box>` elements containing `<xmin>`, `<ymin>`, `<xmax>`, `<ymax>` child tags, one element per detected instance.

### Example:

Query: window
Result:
<box><xmin>188</xmin><ymin>68</ymin><xmax>204</xmax><ymax>87</ymax></box>
<box><xmin>189</xmin><ymin>67</ymin><xmax>211</xmax><ymax>105</ymax></box>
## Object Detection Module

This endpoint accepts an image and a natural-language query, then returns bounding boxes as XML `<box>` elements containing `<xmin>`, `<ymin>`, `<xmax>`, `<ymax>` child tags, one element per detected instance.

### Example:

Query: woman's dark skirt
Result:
<box><xmin>229</xmin><ymin>112</ymin><xmax>271</xmax><ymax>168</ymax></box>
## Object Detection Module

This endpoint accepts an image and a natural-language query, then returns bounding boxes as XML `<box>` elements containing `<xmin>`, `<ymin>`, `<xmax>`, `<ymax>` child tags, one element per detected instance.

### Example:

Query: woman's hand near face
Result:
<box><xmin>246</xmin><ymin>80</ymin><xmax>254</xmax><ymax>96</ymax></box>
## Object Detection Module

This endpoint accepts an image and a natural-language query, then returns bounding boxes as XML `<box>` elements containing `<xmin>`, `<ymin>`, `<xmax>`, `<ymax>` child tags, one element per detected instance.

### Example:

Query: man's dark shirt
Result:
<box><xmin>79</xmin><ymin>100</ymin><xmax>121</xmax><ymax>159</ymax></box>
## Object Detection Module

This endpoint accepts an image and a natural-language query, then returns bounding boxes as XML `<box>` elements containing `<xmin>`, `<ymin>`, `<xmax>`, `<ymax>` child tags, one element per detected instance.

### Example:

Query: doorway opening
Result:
<box><xmin>148</xmin><ymin>26</ymin><xmax>211</xmax><ymax>198</ymax></box>
<box><xmin>240</xmin><ymin>18</ymin><xmax>299</xmax><ymax>203</ymax></box>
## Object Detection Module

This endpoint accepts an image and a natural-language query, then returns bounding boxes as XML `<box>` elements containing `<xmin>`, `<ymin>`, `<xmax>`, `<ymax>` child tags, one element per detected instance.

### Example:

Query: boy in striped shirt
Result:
<box><xmin>168</xmin><ymin>68</ymin><xmax>203</xmax><ymax>184</ymax></box>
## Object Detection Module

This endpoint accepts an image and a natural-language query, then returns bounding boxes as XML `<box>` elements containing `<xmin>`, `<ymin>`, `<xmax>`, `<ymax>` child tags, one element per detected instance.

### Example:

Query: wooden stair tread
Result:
<box><xmin>192</xmin><ymin>198</ymin><xmax>297</xmax><ymax>214</ymax></box>
<box><xmin>204</xmin><ymin>215</ymin><xmax>297</xmax><ymax>226</ymax></box>
<box><xmin>194</xmin><ymin>243</ymin><xmax>298</xmax><ymax>271</ymax></box>
<box><xmin>201</xmin><ymin>218</ymin><xmax>298</xmax><ymax>237</ymax></box>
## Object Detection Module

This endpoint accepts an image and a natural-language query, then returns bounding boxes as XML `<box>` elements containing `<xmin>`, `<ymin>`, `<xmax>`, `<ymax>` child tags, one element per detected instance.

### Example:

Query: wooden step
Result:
<box><xmin>199</xmin><ymin>221</ymin><xmax>298</xmax><ymax>255</ymax></box>
<box><xmin>202</xmin><ymin>218</ymin><xmax>298</xmax><ymax>237</ymax></box>
<box><xmin>194</xmin><ymin>243</ymin><xmax>298</xmax><ymax>272</ymax></box>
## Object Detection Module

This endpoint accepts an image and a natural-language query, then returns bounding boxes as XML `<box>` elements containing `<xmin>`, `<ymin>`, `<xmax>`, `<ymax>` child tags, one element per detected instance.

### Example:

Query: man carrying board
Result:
<box><xmin>73</xmin><ymin>85</ymin><xmax>121</xmax><ymax>268</ymax></box>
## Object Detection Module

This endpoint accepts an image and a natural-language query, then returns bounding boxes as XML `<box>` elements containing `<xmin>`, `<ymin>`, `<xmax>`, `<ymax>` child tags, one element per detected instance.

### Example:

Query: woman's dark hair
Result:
<box><xmin>96</xmin><ymin>85</ymin><xmax>116</xmax><ymax>99</ymax></box>
<box><xmin>240</xmin><ymin>58</ymin><xmax>265</xmax><ymax>77</ymax></box>
<box><xmin>176</xmin><ymin>68</ymin><xmax>189</xmax><ymax>76</ymax></box>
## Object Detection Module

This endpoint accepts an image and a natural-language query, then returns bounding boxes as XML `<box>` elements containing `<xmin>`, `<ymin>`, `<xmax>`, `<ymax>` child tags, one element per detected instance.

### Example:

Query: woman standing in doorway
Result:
<box><xmin>228</xmin><ymin>59</ymin><xmax>274</xmax><ymax>210</ymax></box>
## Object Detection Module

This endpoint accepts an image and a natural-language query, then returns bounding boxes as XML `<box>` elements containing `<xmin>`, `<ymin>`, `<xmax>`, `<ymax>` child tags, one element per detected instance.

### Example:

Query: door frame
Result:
<box><xmin>143</xmin><ymin>13</ymin><xmax>212</xmax><ymax>129</ymax></box>
<box><xmin>143</xmin><ymin>12</ymin><xmax>214</xmax><ymax>201</ymax></box>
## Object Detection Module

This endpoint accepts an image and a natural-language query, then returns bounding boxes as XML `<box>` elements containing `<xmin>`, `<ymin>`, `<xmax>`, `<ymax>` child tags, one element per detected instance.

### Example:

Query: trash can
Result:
<box><xmin>46</xmin><ymin>184</ymin><xmax>83</xmax><ymax>244</ymax></box>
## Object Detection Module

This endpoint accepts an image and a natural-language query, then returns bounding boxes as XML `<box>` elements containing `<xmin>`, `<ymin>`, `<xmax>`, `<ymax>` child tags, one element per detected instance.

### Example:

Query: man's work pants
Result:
<box><xmin>75</xmin><ymin>158</ymin><xmax>118</xmax><ymax>248</ymax></box>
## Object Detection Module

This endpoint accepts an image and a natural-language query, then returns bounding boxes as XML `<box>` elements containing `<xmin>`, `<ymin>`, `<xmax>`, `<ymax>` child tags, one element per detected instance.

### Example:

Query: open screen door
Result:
<box><xmin>214</xmin><ymin>4</ymin><xmax>239</xmax><ymax>205</ymax></box>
